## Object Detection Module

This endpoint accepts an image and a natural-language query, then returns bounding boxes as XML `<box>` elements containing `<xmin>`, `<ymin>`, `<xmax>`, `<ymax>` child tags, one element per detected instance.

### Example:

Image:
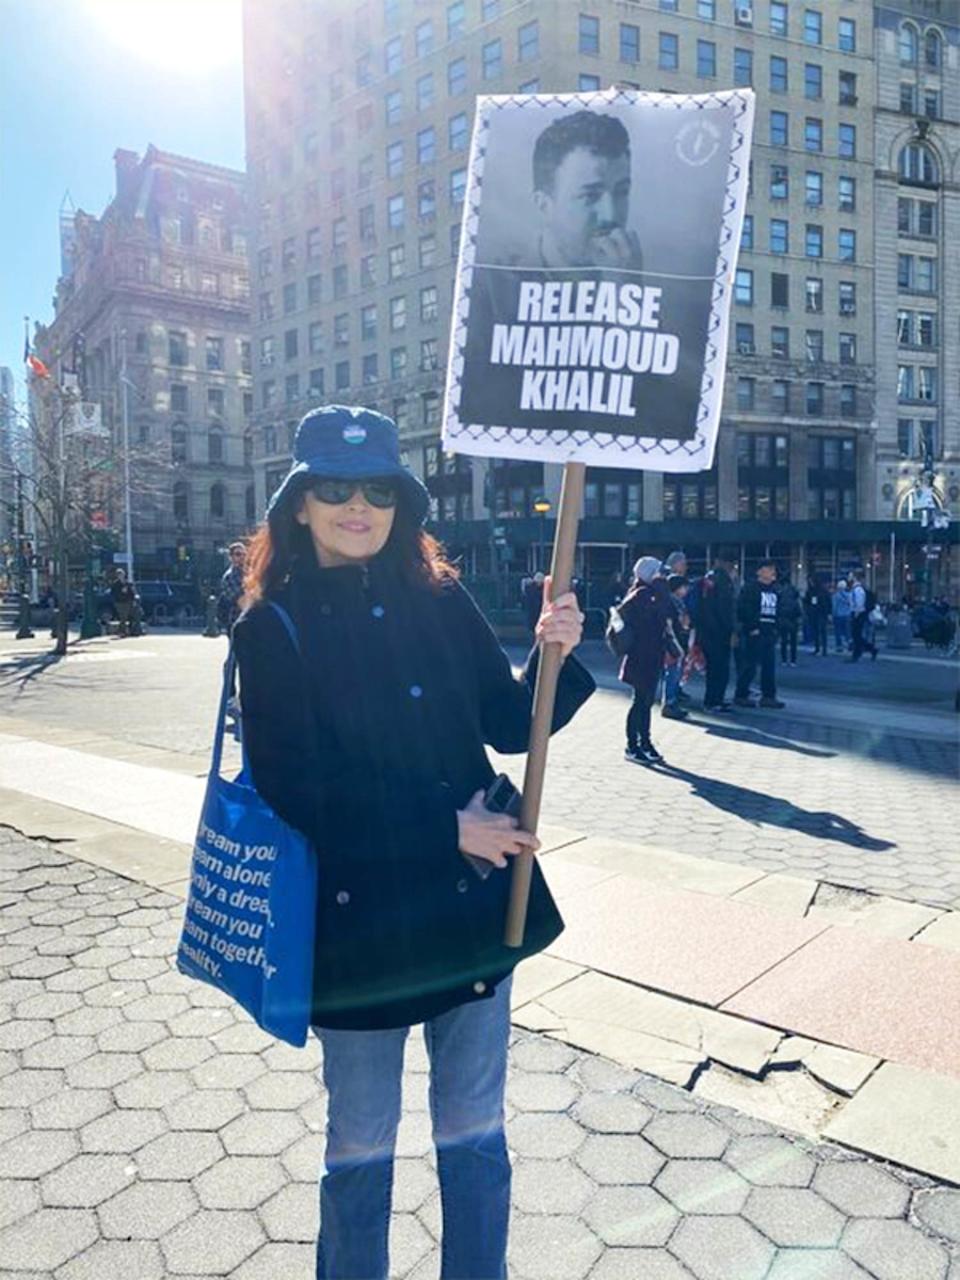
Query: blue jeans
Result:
<box><xmin>662</xmin><ymin>661</ymin><xmax>682</xmax><ymax>707</ymax></box>
<box><xmin>315</xmin><ymin>976</ymin><xmax>512</xmax><ymax>1280</ymax></box>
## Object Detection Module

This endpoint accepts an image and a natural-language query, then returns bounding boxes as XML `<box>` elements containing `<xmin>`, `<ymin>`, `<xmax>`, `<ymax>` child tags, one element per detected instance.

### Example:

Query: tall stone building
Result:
<box><xmin>36</xmin><ymin>146</ymin><xmax>254</xmax><ymax>586</ymax></box>
<box><xmin>242</xmin><ymin>0</ymin><xmax>957</xmax><ymax>600</ymax></box>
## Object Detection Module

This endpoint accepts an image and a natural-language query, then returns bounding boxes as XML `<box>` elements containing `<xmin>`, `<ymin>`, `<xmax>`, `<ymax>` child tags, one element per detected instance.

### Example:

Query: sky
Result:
<box><xmin>0</xmin><ymin>0</ymin><xmax>246</xmax><ymax>409</ymax></box>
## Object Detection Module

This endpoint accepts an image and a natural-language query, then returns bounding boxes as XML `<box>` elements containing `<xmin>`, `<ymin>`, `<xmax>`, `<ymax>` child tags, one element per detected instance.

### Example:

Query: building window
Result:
<box><xmin>805</xmin><ymin>329</ymin><xmax>824</xmax><ymax>363</ymax></box>
<box><xmin>772</xmin><ymin>380</ymin><xmax>791</xmax><ymax>414</ymax></box>
<box><xmin>620</xmin><ymin>23</ymin><xmax>639</xmax><ymax>62</ymax></box>
<box><xmin>420</xmin><ymin>338</ymin><xmax>439</xmax><ymax>371</ymax></box>
<box><xmin>697</xmin><ymin>40</ymin><xmax>716</xmax><ymax>78</ymax></box>
<box><xmin>386</xmin><ymin>141</ymin><xmax>403</xmax><ymax>179</ymax></box>
<box><xmin>416</xmin><ymin>73</ymin><xmax>434</xmax><ymax>111</ymax></box>
<box><xmin>204</xmin><ymin>336</ymin><xmax>223</xmax><ymax>372</ymax></box>
<box><xmin>207</xmin><ymin>388</ymin><xmax>225</xmax><ymax>422</ymax></box>
<box><xmin>838</xmin><ymin>228</ymin><xmax>856</xmax><ymax>262</ymax></box>
<box><xmin>770</xmin><ymin>110</ymin><xmax>788</xmax><ymax>146</ymax></box>
<box><xmin>740</xmin><ymin>216</ymin><xmax>753</xmax><ymax>251</ymax></box>
<box><xmin>698</xmin><ymin>0</ymin><xmax>716</xmax><ymax>18</ymax></box>
<box><xmin>361</xmin><ymin>305</ymin><xmax>377</xmax><ymax>341</ymax></box>
<box><xmin>387</xmin><ymin>194</ymin><xmax>404</xmax><ymax>229</ymax></box>
<box><xmin>735</xmin><ymin>269</ymin><xmax>753</xmax><ymax>304</ymax></box>
<box><xmin>333</xmin><ymin>264</ymin><xmax>348</xmax><ymax>299</ymax></box>
<box><xmin>390</xmin><ymin>347</ymin><xmax>407</xmax><ymax>379</ymax></box>
<box><xmin>390</xmin><ymin>296</ymin><xmax>406</xmax><ymax>331</ymax></box>
<box><xmin>804</xmin><ymin>62</ymin><xmax>822</xmax><ymax>100</ymax></box>
<box><xmin>448</xmin><ymin>56</ymin><xmax>467</xmax><ymax>96</ymax></box>
<box><xmin>420</xmin><ymin>286</ymin><xmax>438</xmax><ymax>322</ymax></box>
<box><xmin>770</xmin><ymin>219</ymin><xmax>789</xmax><ymax>255</ymax></box>
<box><xmin>173</xmin><ymin>481</ymin><xmax>189</xmax><ymax>522</ymax></box>
<box><xmin>838</xmin><ymin>176</ymin><xmax>856</xmax><ymax>212</ymax></box>
<box><xmin>839</xmin><ymin>70</ymin><xmax>857</xmax><ymax>106</ymax></box>
<box><xmin>839</xmin><ymin>332</ymin><xmax>857</xmax><ymax>364</ymax></box>
<box><xmin>900</xmin><ymin>82</ymin><xmax>918</xmax><ymax>114</ymax></box>
<box><xmin>519</xmin><ymin>20</ymin><xmax>539</xmax><ymax>61</ymax></box>
<box><xmin>415</xmin><ymin>18</ymin><xmax>433</xmax><ymax>58</ymax></box>
<box><xmin>805</xmin><ymin>224</ymin><xmax>823</xmax><ymax>258</ymax></box>
<box><xmin>482</xmin><ymin>38</ymin><xmax>502</xmax><ymax>80</ymax></box>
<box><xmin>898</xmin><ymin>144</ymin><xmax>939</xmax><ymax>186</ymax></box>
<box><xmin>736</xmin><ymin>377</ymin><xmax>755</xmax><ymax>411</ymax></box>
<box><xmin>261</xmin><ymin>379</ymin><xmax>276</xmax><ymax>409</ymax></box>
<box><xmin>419</xmin><ymin>235</ymin><xmax>435</xmax><ymax>268</ymax></box>
<box><xmin>659</xmin><ymin>32</ymin><xmax>679</xmax><ymax>70</ymax></box>
<box><xmin>579</xmin><ymin>74</ymin><xmax>601</xmax><ymax>91</ymax></box>
<box><xmin>240</xmin><ymin>341</ymin><xmax>252</xmax><ymax>375</ymax></box>
<box><xmin>361</xmin><ymin>255</ymin><xmax>376</xmax><ymax>288</ymax></box>
<box><xmin>449</xmin><ymin>112</ymin><xmax>468</xmax><ymax>152</ymax></box>
<box><xmin>770</xmin><ymin>55</ymin><xmax>788</xmax><ymax>93</ymax></box>
<box><xmin>770</xmin><ymin>164</ymin><xmax>788</xmax><ymax>200</ymax></box>
<box><xmin>385</xmin><ymin>90</ymin><xmax>402</xmax><ymax>125</ymax></box>
<box><xmin>309</xmin><ymin>368</ymin><xmax>324</xmax><ymax>397</ymax></box>
<box><xmin>838</xmin><ymin>16</ymin><xmax>856</xmax><ymax>51</ymax></box>
<box><xmin>923</xmin><ymin>89</ymin><xmax>941</xmax><ymax>120</ymax></box>
<box><xmin>171</xmin><ymin>423</ymin><xmax>188</xmax><ymax>463</ymax></box>
<box><xmin>285</xmin><ymin>373</ymin><xmax>299</xmax><ymax>404</ymax></box>
<box><xmin>805</xmin><ymin>170</ymin><xmax>823</xmax><ymax>206</ymax></box>
<box><xmin>418</xmin><ymin>179</ymin><xmax>436</xmax><ymax>219</ymax></box>
<box><xmin>579</xmin><ymin>14</ymin><xmax>600</xmax><ymax>54</ymax></box>
<box><xmin>805</xmin><ymin>277</ymin><xmax>823</xmax><ymax>312</ymax></box>
<box><xmin>450</xmin><ymin>168</ymin><xmax>467</xmax><ymax>205</ymax></box>
<box><xmin>168</xmin><ymin>331</ymin><xmax>188</xmax><ymax>367</ymax></box>
<box><xmin>362</xmin><ymin>354</ymin><xmax>378</xmax><ymax>386</ymax></box>
<box><xmin>259</xmin><ymin>335</ymin><xmax>275</xmax><ymax>367</ymax></box>
<box><xmin>925</xmin><ymin>28</ymin><xmax>942</xmax><ymax>69</ymax></box>
<box><xmin>333</xmin><ymin>314</ymin><xmax>348</xmax><ymax>347</ymax></box>
<box><xmin>804</xmin><ymin>8</ymin><xmax>822</xmax><ymax>44</ymax></box>
<box><xmin>838</xmin><ymin>123</ymin><xmax>856</xmax><ymax>159</ymax></box>
<box><xmin>770</xmin><ymin>326</ymin><xmax>789</xmax><ymax>359</ymax></box>
<box><xmin>736</xmin><ymin>321</ymin><xmax>755</xmax><ymax>354</ymax></box>
<box><xmin>335</xmin><ymin>361</ymin><xmax>349</xmax><ymax>392</ymax></box>
<box><xmin>388</xmin><ymin>244</ymin><xmax>405</xmax><ymax>281</ymax></box>
<box><xmin>384</xmin><ymin>34</ymin><xmax>402</xmax><ymax>75</ymax></box>
<box><xmin>804</xmin><ymin>117</ymin><xmax>823</xmax><ymax>152</ymax></box>
<box><xmin>840</xmin><ymin>385</ymin><xmax>857</xmax><ymax>417</ymax></box>
<box><xmin>283</xmin><ymin>282</ymin><xmax>297</xmax><ymax>314</ymax></box>
<box><xmin>284</xmin><ymin>328</ymin><xmax>299</xmax><ymax>361</ymax></box>
<box><xmin>734</xmin><ymin>47</ymin><xmax>752</xmax><ymax>86</ymax></box>
<box><xmin>806</xmin><ymin>382</ymin><xmax>824</xmax><ymax>415</ymax></box>
<box><xmin>448</xmin><ymin>0</ymin><xmax>465</xmax><ymax>40</ymax></box>
<box><xmin>737</xmin><ymin>433</ymin><xmax>790</xmax><ymax>521</ymax></box>
<box><xmin>309</xmin><ymin>321</ymin><xmax>324</xmax><ymax>355</ymax></box>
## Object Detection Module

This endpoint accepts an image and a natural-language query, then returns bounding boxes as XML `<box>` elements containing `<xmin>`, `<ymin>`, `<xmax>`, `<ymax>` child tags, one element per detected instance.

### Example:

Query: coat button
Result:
<box><xmin>371</xmin><ymin>604</ymin><xmax>385</xmax><ymax>618</ymax></box>
<box><xmin>335</xmin><ymin>890</ymin><xmax>350</xmax><ymax>905</ymax></box>
<box><xmin>473</xmin><ymin>981</ymin><xmax>486</xmax><ymax>995</ymax></box>
<box><xmin>320</xmin><ymin>603</ymin><xmax>332</xmax><ymax>616</ymax></box>
<box><xmin>409</xmin><ymin>684</ymin><xmax>423</xmax><ymax>698</ymax></box>
<box><xmin>457</xmin><ymin>879</ymin><xmax>468</xmax><ymax>893</ymax></box>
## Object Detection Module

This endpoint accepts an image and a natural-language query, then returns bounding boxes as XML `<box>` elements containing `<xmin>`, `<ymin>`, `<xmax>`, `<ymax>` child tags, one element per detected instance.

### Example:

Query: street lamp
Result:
<box><xmin>533</xmin><ymin>497</ymin><xmax>551</xmax><ymax>573</ymax></box>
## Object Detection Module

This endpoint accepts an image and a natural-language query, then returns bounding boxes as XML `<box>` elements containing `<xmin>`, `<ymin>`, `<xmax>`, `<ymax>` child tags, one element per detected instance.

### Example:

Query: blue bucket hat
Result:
<box><xmin>267</xmin><ymin>404</ymin><xmax>430</xmax><ymax>524</ymax></box>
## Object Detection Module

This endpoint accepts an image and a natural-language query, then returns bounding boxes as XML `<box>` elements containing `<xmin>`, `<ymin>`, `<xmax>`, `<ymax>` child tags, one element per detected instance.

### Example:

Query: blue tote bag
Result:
<box><xmin>176</xmin><ymin>603</ymin><xmax>317</xmax><ymax>1046</ymax></box>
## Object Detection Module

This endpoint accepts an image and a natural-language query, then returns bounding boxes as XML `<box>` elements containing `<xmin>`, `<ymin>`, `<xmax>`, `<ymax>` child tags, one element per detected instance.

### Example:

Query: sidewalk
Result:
<box><xmin>2</xmin><ymin>716</ymin><xmax>960</xmax><ymax>1190</ymax></box>
<box><xmin>4</xmin><ymin>829</ymin><xmax>960</xmax><ymax>1279</ymax></box>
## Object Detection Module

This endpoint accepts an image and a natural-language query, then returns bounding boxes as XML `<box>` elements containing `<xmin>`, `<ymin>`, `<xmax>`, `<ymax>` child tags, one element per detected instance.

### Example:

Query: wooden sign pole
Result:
<box><xmin>505</xmin><ymin>460</ymin><xmax>586</xmax><ymax>948</ymax></box>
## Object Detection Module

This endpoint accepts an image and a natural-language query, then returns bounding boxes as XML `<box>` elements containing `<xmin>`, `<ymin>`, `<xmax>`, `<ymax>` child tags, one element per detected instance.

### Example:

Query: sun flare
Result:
<box><xmin>84</xmin><ymin>0</ymin><xmax>242</xmax><ymax>75</ymax></box>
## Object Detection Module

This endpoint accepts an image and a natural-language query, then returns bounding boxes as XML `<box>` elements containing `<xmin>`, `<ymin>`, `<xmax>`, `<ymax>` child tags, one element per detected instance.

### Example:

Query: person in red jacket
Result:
<box><xmin>618</xmin><ymin>556</ymin><xmax>673</xmax><ymax>764</ymax></box>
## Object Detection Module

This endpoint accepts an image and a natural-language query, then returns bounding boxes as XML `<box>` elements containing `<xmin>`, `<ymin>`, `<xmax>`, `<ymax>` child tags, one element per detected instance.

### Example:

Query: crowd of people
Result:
<box><xmin>606</xmin><ymin>550</ymin><xmax>884</xmax><ymax>766</ymax></box>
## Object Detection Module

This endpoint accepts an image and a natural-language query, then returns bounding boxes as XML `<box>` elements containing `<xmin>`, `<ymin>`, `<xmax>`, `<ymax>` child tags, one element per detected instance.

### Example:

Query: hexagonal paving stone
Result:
<box><xmin>574</xmin><ymin>1094</ymin><xmax>652</xmax><ymax>1134</ymax></box>
<box><xmin>670</xmin><ymin>1215</ymin><xmax>776</xmax><ymax>1280</ymax></box>
<box><xmin>231</xmin><ymin>1242</ymin><xmax>317</xmax><ymax>1279</ymax></box>
<box><xmin>96</xmin><ymin>1021</ymin><xmax>167</xmax><ymax>1054</ymax></box>
<box><xmin>221</xmin><ymin>1110</ymin><xmax>305</xmax><ymax>1156</ymax></box>
<box><xmin>914</xmin><ymin>1189</ymin><xmax>960</xmax><ymax>1243</ymax></box>
<box><xmin>511</xmin><ymin>1037</ymin><xmax>578</xmax><ymax>1073</ymax></box>
<box><xmin>583</xmin><ymin>1185</ymin><xmax>680</xmax><ymax>1247</ymax></box>
<box><xmin>260</xmin><ymin>1182</ymin><xmax>319</xmax><ymax>1242</ymax></box>
<box><xmin>813</xmin><ymin>1160</ymin><xmax>911</xmax><ymax>1220</ymax></box>
<box><xmin>0</xmin><ymin>1128</ymin><xmax>78</xmax><ymax>1176</ymax></box>
<box><xmin>512</xmin><ymin>1158</ymin><xmax>595</xmax><ymax>1216</ymax></box>
<box><xmin>142</xmin><ymin>1037</ymin><xmax>215</xmax><ymax>1071</ymax></box>
<box><xmin>654</xmin><ymin>1158</ymin><xmax>751</xmax><ymax>1217</ymax></box>
<box><xmin>645</xmin><ymin>1113</ymin><xmax>730</xmax><ymax>1159</ymax></box>
<box><xmin>17</xmin><ymin>990</ymin><xmax>83</xmax><ymax>1019</ymax></box>
<box><xmin>167</xmin><ymin>1007</ymin><xmax>234</xmax><ymax>1039</ymax></box>
<box><xmin>390</xmin><ymin>1212</ymin><xmax>435</xmax><ymax>1274</ymax></box>
<box><xmin>115</xmin><ymin>1070</ymin><xmax>194</xmax><ymax>1110</ymax></box>
<box><xmin>392</xmin><ymin>1158</ymin><xmax>437</xmax><ymax>1213</ymax></box>
<box><xmin>0</xmin><ymin>1178</ymin><xmax>40</xmax><ymax>1229</ymax></box>
<box><xmin>262</xmin><ymin>1041</ymin><xmax>319</xmax><ymax>1072</ymax></box>
<box><xmin>724</xmin><ymin>1135</ymin><xmax>816</xmax><ymax>1187</ymax></box>
<box><xmin>22</xmin><ymin>1033</ymin><xmax>97</xmax><ymax>1068</ymax></box>
<box><xmin>0</xmin><ymin>1066</ymin><xmax>64</xmax><ymax>1106</ymax></box>
<box><xmin>744</xmin><ymin>1186</ymin><xmax>845</xmax><ymax>1247</ymax></box>
<box><xmin>135</xmin><ymin>1131</ymin><xmax>224</xmax><ymax>1180</ymax></box>
<box><xmin>108</xmin><ymin>957</ymin><xmax>170</xmax><ymax>981</ymax></box>
<box><xmin>841</xmin><ymin>1218</ymin><xmax>950</xmax><ymax>1280</ymax></box>
<box><xmin>281</xmin><ymin>1131</ymin><xmax>325</xmax><ymax>1182</ymax></box>
<box><xmin>575</xmin><ymin>1134</ymin><xmax>665</xmax><ymax>1186</ymax></box>
<box><xmin>508</xmin><ymin>1113</ymin><xmax>586</xmax><ymax>1160</ymax></box>
<box><xmin>56</xmin><ymin>1239</ymin><xmax>166</xmax><ymax>1280</ymax></box>
<box><xmin>81</xmin><ymin>1108</ymin><xmax>169</xmax><ymax>1154</ymax></box>
<box><xmin>766</xmin><ymin>1248</ymin><xmax>874</xmax><ymax>1280</ymax></box>
<box><xmin>508</xmin><ymin>1213</ymin><xmax>602</xmax><ymax>1280</ymax></box>
<box><xmin>122</xmin><ymin>992</ymin><xmax>190</xmax><ymax>1022</ymax></box>
<box><xmin>574</xmin><ymin>1057</ymin><xmax>640</xmax><ymax>1095</ymax></box>
<box><xmin>191</xmin><ymin>1054</ymin><xmax>266</xmax><ymax>1091</ymax></box>
<box><xmin>31</xmin><ymin>1088</ymin><xmax>113</xmax><ymax>1131</ymax></box>
<box><xmin>163</xmin><ymin>1088</ymin><xmax>246</xmax><ymax>1131</ymax></box>
<box><xmin>0</xmin><ymin>1018</ymin><xmax>55</xmax><ymax>1050</ymax></box>
<box><xmin>98</xmin><ymin>1179</ymin><xmax>198</xmax><ymax>1239</ymax></box>
<box><xmin>632</xmin><ymin>1073</ymin><xmax>699</xmax><ymax>1113</ymax></box>
<box><xmin>41</xmin><ymin>1153</ymin><xmax>137</xmax><ymax>1207</ymax></box>
<box><xmin>160</xmin><ymin>1208</ymin><xmax>266</xmax><ymax>1275</ymax></box>
<box><xmin>211</xmin><ymin>1021</ymin><xmax>275</xmax><ymax>1054</ymax></box>
<box><xmin>66</xmin><ymin>1052</ymin><xmax>142</xmax><ymax>1089</ymax></box>
<box><xmin>195</xmin><ymin>1155</ymin><xmax>287</xmax><ymax>1210</ymax></box>
<box><xmin>0</xmin><ymin>1207</ymin><xmax>99</xmax><ymax>1272</ymax></box>
<box><xmin>589</xmin><ymin>1248</ymin><xmax>694</xmax><ymax>1280</ymax></box>
<box><xmin>243</xmin><ymin>1072</ymin><xmax>318</xmax><ymax>1111</ymax></box>
<box><xmin>82</xmin><ymin>978</ymin><xmax>148</xmax><ymax>1008</ymax></box>
<box><xmin>508</xmin><ymin>1072</ymin><xmax>580</xmax><ymax>1113</ymax></box>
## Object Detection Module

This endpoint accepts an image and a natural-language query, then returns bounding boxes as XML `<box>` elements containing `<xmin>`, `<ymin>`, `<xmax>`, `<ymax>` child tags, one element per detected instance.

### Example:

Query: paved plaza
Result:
<box><xmin>0</xmin><ymin>629</ymin><xmax>959</xmax><ymax>1277</ymax></box>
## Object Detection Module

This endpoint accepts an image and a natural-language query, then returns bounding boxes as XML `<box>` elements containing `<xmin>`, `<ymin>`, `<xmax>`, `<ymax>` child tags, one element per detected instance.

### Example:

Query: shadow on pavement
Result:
<box><xmin>0</xmin><ymin>651</ymin><xmax>66</xmax><ymax>693</ymax></box>
<box><xmin>659</xmin><ymin>763</ymin><xmax>897</xmax><ymax>853</ymax></box>
<box><xmin>689</xmin><ymin>718</ymin><xmax>836</xmax><ymax>759</ymax></box>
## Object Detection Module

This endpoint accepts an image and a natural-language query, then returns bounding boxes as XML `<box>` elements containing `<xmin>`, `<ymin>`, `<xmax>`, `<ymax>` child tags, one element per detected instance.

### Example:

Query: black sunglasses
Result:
<box><xmin>309</xmin><ymin>478</ymin><xmax>398</xmax><ymax>509</ymax></box>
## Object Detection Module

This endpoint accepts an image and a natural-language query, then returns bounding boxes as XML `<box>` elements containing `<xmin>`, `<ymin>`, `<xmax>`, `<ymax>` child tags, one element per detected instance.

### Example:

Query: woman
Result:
<box><xmin>618</xmin><ymin>556</ymin><xmax>672</xmax><ymax>765</ymax></box>
<box><xmin>233</xmin><ymin>405</ymin><xmax>593</xmax><ymax>1280</ymax></box>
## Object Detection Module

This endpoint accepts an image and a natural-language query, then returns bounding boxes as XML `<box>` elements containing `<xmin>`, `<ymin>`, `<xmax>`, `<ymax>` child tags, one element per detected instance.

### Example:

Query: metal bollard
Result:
<box><xmin>204</xmin><ymin>595</ymin><xmax>220</xmax><ymax>638</ymax></box>
<box><xmin>15</xmin><ymin>594</ymin><xmax>35</xmax><ymax>641</ymax></box>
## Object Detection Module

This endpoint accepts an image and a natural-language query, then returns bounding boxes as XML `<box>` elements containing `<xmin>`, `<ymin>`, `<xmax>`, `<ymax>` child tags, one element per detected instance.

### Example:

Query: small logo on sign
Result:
<box><xmin>675</xmin><ymin>120</ymin><xmax>721</xmax><ymax>167</ymax></box>
<box><xmin>343</xmin><ymin>426</ymin><xmax>367</xmax><ymax>445</ymax></box>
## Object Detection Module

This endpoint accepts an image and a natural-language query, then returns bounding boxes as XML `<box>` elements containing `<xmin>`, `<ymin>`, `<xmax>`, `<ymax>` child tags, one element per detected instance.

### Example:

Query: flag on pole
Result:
<box><xmin>23</xmin><ymin>322</ymin><xmax>50</xmax><ymax>379</ymax></box>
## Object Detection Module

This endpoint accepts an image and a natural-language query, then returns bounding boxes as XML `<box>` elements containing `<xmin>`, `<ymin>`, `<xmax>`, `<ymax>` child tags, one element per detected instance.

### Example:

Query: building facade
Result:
<box><xmin>36</xmin><ymin>146</ymin><xmax>254</xmax><ymax>586</ymax></box>
<box><xmin>242</xmin><ymin>0</ymin><xmax>957</xmax><ymax>603</ymax></box>
<box><xmin>0</xmin><ymin>366</ymin><xmax>14</xmax><ymax>557</ymax></box>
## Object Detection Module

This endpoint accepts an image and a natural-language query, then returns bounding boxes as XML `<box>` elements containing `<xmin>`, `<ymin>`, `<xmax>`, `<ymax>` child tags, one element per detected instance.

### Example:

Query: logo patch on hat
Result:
<box><xmin>342</xmin><ymin>425</ymin><xmax>367</xmax><ymax>445</ymax></box>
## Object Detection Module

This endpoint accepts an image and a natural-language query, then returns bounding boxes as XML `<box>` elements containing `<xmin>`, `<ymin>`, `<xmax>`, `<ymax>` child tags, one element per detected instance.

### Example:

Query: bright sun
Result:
<box><xmin>85</xmin><ymin>0</ymin><xmax>242</xmax><ymax>75</ymax></box>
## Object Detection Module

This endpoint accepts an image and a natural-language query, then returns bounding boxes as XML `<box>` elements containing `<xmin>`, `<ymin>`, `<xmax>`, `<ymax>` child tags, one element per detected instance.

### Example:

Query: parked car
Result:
<box><xmin>134</xmin><ymin>580</ymin><xmax>203</xmax><ymax>625</ymax></box>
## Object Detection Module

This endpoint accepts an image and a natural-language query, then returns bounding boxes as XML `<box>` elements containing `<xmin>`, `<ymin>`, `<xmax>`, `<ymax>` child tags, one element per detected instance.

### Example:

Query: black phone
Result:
<box><xmin>462</xmin><ymin>774</ymin><xmax>523</xmax><ymax>881</ymax></box>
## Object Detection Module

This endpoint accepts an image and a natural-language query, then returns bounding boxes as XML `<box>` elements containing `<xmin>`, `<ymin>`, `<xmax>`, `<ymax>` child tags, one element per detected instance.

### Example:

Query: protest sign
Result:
<box><xmin>442</xmin><ymin>87</ymin><xmax>754</xmax><ymax>945</ymax></box>
<box><xmin>443</xmin><ymin>86</ymin><xmax>755</xmax><ymax>472</ymax></box>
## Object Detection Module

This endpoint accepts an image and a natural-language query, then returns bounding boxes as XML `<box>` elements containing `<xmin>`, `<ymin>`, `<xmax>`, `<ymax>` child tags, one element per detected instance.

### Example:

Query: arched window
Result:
<box><xmin>898</xmin><ymin>143</ymin><xmax>939</xmax><ymax>186</ymax></box>
<box><xmin>171</xmin><ymin>423</ymin><xmax>188</xmax><ymax>464</ymax></box>
<box><xmin>210</xmin><ymin>483</ymin><xmax>226</xmax><ymax>519</ymax></box>
<box><xmin>173</xmin><ymin>481</ymin><xmax>189</xmax><ymax>522</ymax></box>
<box><xmin>208</xmin><ymin>427</ymin><xmax>224</xmax><ymax>465</ymax></box>
<box><xmin>245</xmin><ymin>484</ymin><xmax>256</xmax><ymax>523</ymax></box>
<box><xmin>924</xmin><ymin>28</ymin><xmax>942</xmax><ymax>69</ymax></box>
<box><xmin>264</xmin><ymin>424</ymin><xmax>277</xmax><ymax>455</ymax></box>
<box><xmin>899</xmin><ymin>22</ymin><xmax>918</xmax><ymax>64</ymax></box>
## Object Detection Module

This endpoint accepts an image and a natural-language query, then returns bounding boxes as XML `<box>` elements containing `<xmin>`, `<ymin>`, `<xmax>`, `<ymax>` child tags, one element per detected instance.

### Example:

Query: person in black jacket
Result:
<box><xmin>735</xmin><ymin>560</ymin><xmax>786</xmax><ymax>708</ymax></box>
<box><xmin>233</xmin><ymin>405</ymin><xmax>593</xmax><ymax>1280</ymax></box>
<box><xmin>695</xmin><ymin>550</ymin><xmax>737</xmax><ymax>712</ymax></box>
<box><xmin>618</xmin><ymin>556</ymin><xmax>673</xmax><ymax>764</ymax></box>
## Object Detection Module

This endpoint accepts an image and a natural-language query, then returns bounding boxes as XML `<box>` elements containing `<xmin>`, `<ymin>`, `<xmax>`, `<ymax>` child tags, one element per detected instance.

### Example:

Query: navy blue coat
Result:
<box><xmin>617</xmin><ymin>579</ymin><xmax>672</xmax><ymax>693</ymax></box>
<box><xmin>233</xmin><ymin>551</ymin><xmax>595</xmax><ymax>1030</ymax></box>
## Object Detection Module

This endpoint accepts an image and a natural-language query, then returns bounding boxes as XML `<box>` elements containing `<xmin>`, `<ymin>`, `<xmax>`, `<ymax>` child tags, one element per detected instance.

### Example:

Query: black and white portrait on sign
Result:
<box><xmin>443</xmin><ymin>87</ymin><xmax>755</xmax><ymax>473</ymax></box>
